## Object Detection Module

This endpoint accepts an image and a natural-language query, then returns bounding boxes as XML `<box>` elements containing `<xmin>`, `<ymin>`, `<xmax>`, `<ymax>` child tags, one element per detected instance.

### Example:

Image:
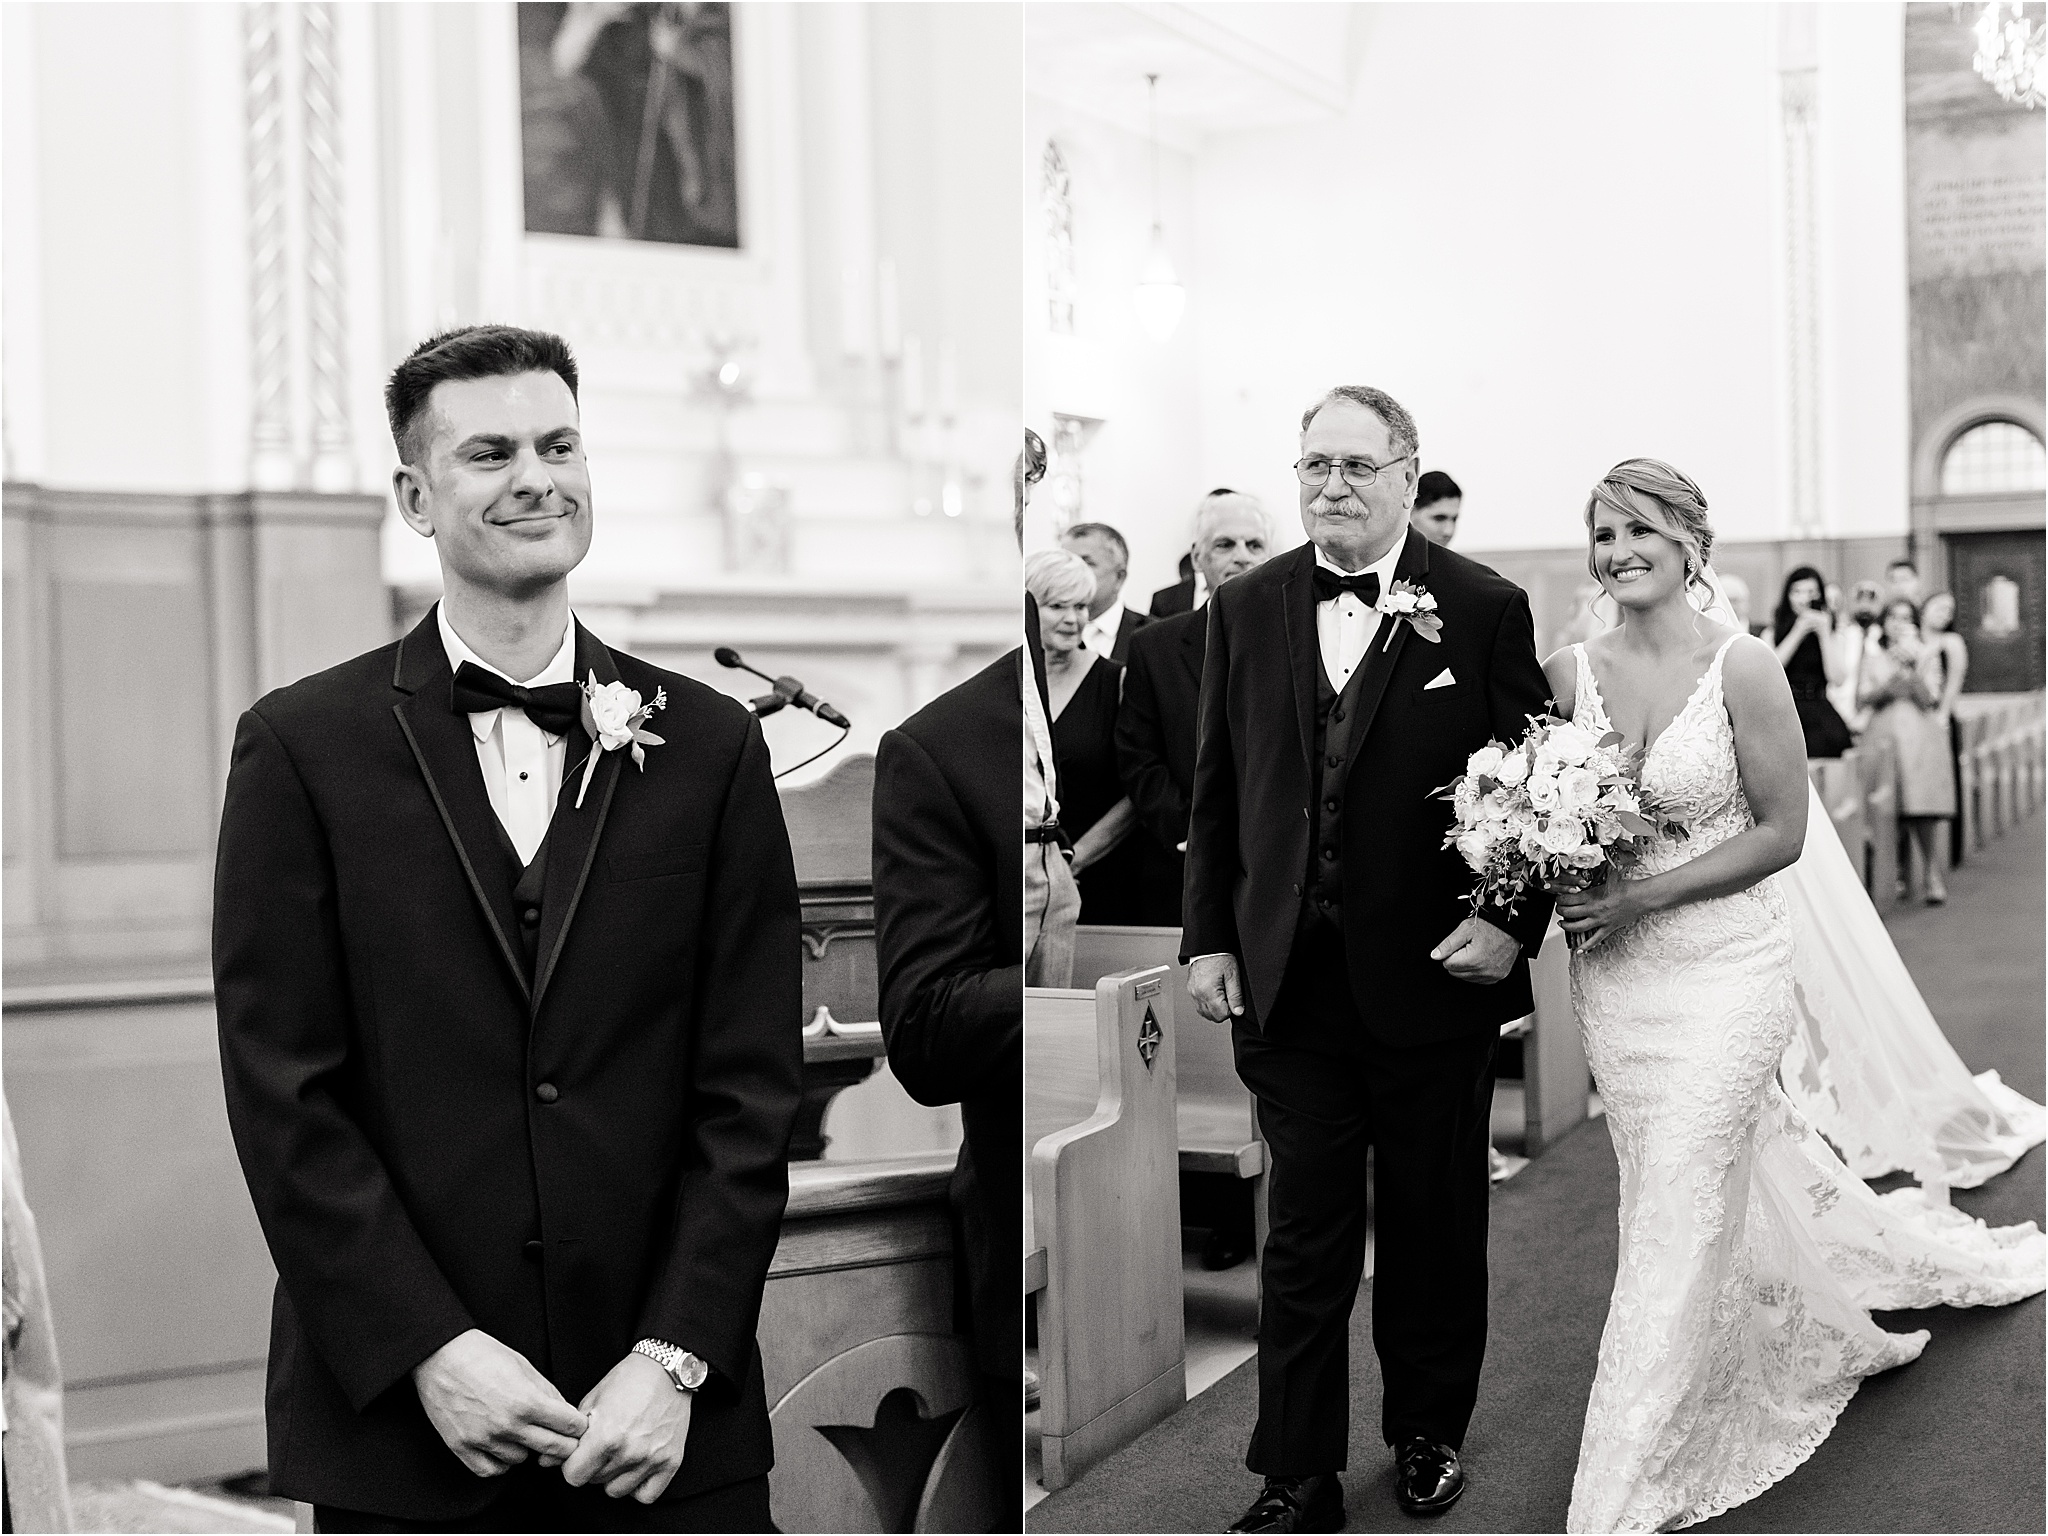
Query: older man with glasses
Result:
<box><xmin>1182</xmin><ymin>386</ymin><xmax>1553</xmax><ymax>1530</ymax></box>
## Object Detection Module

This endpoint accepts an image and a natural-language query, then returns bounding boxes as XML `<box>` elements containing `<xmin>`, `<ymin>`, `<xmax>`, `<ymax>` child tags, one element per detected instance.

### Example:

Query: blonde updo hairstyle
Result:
<box><xmin>1583</xmin><ymin>458</ymin><xmax>1716</xmax><ymax>602</ymax></box>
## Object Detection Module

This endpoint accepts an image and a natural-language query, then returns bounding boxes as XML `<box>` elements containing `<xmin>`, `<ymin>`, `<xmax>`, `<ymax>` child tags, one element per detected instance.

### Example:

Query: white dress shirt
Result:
<box><xmin>1313</xmin><ymin>539</ymin><xmax>1407</xmax><ymax>692</ymax></box>
<box><xmin>438</xmin><ymin>605</ymin><xmax>576</xmax><ymax>866</ymax></box>
<box><xmin>1082</xmin><ymin>606</ymin><xmax>1135</xmax><ymax>660</ymax></box>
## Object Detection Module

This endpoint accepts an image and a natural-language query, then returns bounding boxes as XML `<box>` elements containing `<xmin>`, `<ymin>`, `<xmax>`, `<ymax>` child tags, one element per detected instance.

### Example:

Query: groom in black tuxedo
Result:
<box><xmin>214</xmin><ymin>326</ymin><xmax>800</xmax><ymax>1531</ymax></box>
<box><xmin>1183</xmin><ymin>386</ymin><xmax>1552</xmax><ymax>1530</ymax></box>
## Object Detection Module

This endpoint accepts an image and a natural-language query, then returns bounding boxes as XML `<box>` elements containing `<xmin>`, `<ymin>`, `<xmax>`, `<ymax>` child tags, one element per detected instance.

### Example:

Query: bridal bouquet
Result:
<box><xmin>1432</xmin><ymin>714</ymin><xmax>1681</xmax><ymax>922</ymax></box>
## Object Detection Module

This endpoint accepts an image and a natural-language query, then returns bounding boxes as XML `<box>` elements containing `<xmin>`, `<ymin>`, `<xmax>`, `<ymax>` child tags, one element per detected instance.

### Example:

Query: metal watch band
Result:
<box><xmin>631</xmin><ymin>1337</ymin><xmax>707</xmax><ymax>1392</ymax></box>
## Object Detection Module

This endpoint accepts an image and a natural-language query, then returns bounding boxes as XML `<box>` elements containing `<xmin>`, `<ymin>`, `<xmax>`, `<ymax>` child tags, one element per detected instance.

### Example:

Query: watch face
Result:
<box><xmin>677</xmin><ymin>1353</ymin><xmax>709</xmax><ymax>1390</ymax></box>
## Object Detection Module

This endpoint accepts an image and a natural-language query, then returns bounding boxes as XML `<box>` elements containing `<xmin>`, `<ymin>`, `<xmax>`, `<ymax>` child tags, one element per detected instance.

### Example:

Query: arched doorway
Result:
<box><xmin>1911</xmin><ymin>400</ymin><xmax>2046</xmax><ymax>693</ymax></box>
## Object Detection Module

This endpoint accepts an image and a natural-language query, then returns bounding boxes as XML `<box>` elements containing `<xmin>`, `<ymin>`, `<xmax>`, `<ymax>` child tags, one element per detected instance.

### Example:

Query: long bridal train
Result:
<box><xmin>1780</xmin><ymin>777</ymin><xmax>2047</xmax><ymax>1191</ymax></box>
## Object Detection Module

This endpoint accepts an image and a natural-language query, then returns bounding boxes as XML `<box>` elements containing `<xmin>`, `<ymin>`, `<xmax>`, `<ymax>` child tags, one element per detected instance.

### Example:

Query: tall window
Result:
<box><xmin>1939</xmin><ymin>420</ymin><xmax>2047</xmax><ymax>495</ymax></box>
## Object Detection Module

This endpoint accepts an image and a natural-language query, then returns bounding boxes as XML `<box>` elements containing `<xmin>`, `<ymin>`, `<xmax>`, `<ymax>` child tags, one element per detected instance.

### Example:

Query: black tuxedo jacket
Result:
<box><xmin>870</xmin><ymin>651</ymin><xmax>1023</xmax><ymax>1379</ymax></box>
<box><xmin>1115</xmin><ymin>607</ymin><xmax>1206</xmax><ymax>921</ymax></box>
<box><xmin>1149</xmin><ymin>577</ymin><xmax>1195</xmax><ymax>618</ymax></box>
<box><xmin>1183</xmin><ymin>532</ymin><xmax>1554</xmax><ymax>1043</ymax></box>
<box><xmin>213</xmin><ymin>609</ymin><xmax>801</xmax><ymax>1518</ymax></box>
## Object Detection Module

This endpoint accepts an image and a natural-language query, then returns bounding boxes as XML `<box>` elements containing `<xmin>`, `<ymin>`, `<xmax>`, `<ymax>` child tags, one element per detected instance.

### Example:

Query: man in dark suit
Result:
<box><xmin>1059</xmin><ymin>521</ymin><xmax>1148</xmax><ymax>662</ymax></box>
<box><xmin>214</xmin><ymin>326</ymin><xmax>800</xmax><ymax>1532</ymax></box>
<box><xmin>1183</xmin><ymin>386</ymin><xmax>1552</xmax><ymax>1531</ymax></box>
<box><xmin>870</xmin><ymin>643</ymin><xmax>1024</xmax><ymax>1530</ymax></box>
<box><xmin>1149</xmin><ymin>553</ymin><xmax>1198</xmax><ymax>618</ymax></box>
<box><xmin>1116</xmin><ymin>491</ymin><xmax>1274</xmax><ymax>927</ymax></box>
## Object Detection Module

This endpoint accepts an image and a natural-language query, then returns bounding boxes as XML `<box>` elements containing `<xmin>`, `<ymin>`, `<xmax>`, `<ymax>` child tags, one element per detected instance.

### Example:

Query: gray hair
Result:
<box><xmin>1025</xmin><ymin>547</ymin><xmax>1096</xmax><ymax>608</ymax></box>
<box><xmin>1192</xmin><ymin>489</ymin><xmax>1272</xmax><ymax>545</ymax></box>
<box><xmin>1300</xmin><ymin>385</ymin><xmax>1420</xmax><ymax>461</ymax></box>
<box><xmin>1061</xmin><ymin>521</ymin><xmax>1129</xmax><ymax>566</ymax></box>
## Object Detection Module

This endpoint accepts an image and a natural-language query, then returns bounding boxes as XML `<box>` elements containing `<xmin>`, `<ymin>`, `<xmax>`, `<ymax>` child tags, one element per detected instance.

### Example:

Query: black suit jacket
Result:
<box><xmin>1115</xmin><ymin>607</ymin><xmax>1207</xmax><ymax>924</ymax></box>
<box><xmin>1149</xmin><ymin>578</ymin><xmax>1195</xmax><ymax>618</ymax></box>
<box><xmin>1183</xmin><ymin>532</ymin><xmax>1554</xmax><ymax>1042</ymax></box>
<box><xmin>1096</xmin><ymin>606</ymin><xmax>1149</xmax><ymax>664</ymax></box>
<box><xmin>213</xmin><ymin>610</ymin><xmax>801</xmax><ymax>1518</ymax></box>
<box><xmin>870</xmin><ymin>651</ymin><xmax>1023</xmax><ymax>1379</ymax></box>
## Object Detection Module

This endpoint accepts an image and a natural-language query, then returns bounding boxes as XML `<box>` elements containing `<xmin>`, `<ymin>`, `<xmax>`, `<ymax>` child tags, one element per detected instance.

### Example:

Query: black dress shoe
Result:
<box><xmin>1393</xmin><ymin>1440</ymin><xmax>1464</xmax><ymax>1516</ymax></box>
<box><xmin>1202</xmin><ymin>1226</ymin><xmax>1254</xmax><ymax>1270</ymax></box>
<box><xmin>1226</xmin><ymin>1474</ymin><xmax>1344</xmax><ymax>1532</ymax></box>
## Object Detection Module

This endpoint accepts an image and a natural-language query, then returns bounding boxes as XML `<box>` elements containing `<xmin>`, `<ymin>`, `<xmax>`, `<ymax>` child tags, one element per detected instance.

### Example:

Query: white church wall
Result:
<box><xmin>1024</xmin><ymin>93</ymin><xmax>1204</xmax><ymax>605</ymax></box>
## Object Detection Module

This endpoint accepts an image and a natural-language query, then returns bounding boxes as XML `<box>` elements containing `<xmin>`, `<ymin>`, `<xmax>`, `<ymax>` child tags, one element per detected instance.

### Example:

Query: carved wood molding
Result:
<box><xmin>244</xmin><ymin>2</ymin><xmax>292</xmax><ymax>487</ymax></box>
<box><xmin>301</xmin><ymin>1</ymin><xmax>352</xmax><ymax>487</ymax></box>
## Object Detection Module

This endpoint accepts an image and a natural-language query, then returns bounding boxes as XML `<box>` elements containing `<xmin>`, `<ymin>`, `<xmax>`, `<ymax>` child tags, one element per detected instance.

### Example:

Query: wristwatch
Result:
<box><xmin>631</xmin><ymin>1338</ymin><xmax>709</xmax><ymax>1393</ymax></box>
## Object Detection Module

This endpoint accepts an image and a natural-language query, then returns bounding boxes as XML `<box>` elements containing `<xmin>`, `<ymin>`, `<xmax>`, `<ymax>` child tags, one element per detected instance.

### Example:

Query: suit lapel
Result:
<box><xmin>1341</xmin><ymin>528</ymin><xmax>1433</xmax><ymax>781</ymax></box>
<box><xmin>1179</xmin><ymin>614</ymin><xmax>1205</xmax><ymax>693</ymax></box>
<box><xmin>1279</xmin><ymin>547</ymin><xmax>1320</xmax><ymax>771</ymax></box>
<box><xmin>530</xmin><ymin>624</ymin><xmax>624</xmax><ymax>1014</ymax></box>
<box><xmin>391</xmin><ymin>609</ymin><xmax>530</xmax><ymax>1003</ymax></box>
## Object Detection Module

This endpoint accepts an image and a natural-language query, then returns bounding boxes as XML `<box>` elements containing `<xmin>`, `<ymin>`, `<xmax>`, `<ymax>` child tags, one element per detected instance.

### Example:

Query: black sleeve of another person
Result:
<box><xmin>871</xmin><ymin>654</ymin><xmax>1024</xmax><ymax>1105</ymax></box>
<box><xmin>1116</xmin><ymin>622</ymin><xmax>1189</xmax><ymax>855</ymax></box>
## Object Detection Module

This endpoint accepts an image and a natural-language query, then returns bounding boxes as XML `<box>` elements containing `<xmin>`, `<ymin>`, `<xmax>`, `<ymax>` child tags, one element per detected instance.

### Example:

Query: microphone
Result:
<box><xmin>715</xmin><ymin>647</ymin><xmax>852</xmax><ymax>729</ymax></box>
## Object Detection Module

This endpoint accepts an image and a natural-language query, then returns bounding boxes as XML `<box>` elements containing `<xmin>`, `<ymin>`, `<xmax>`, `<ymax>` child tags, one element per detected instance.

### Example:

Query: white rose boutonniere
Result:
<box><xmin>1375</xmin><ymin>579</ymin><xmax>1443</xmax><ymax>650</ymax></box>
<box><xmin>573</xmin><ymin>671</ymin><xmax>667</xmax><ymax>807</ymax></box>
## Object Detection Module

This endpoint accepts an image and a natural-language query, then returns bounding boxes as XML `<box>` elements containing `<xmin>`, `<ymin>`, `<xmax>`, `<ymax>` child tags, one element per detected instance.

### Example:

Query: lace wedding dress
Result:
<box><xmin>1587</xmin><ymin>575</ymin><xmax>2047</xmax><ymax>1193</ymax></box>
<box><xmin>1563</xmin><ymin>637</ymin><xmax>2046</xmax><ymax>1533</ymax></box>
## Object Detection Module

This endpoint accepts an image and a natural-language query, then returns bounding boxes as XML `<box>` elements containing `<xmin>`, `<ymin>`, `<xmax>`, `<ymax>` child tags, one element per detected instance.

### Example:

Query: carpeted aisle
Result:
<box><xmin>1028</xmin><ymin>814</ymin><xmax>2044</xmax><ymax>1534</ymax></box>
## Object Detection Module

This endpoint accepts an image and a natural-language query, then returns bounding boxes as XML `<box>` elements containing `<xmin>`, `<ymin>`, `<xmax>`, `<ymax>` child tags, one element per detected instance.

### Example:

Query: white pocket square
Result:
<box><xmin>1424</xmin><ymin>668</ymin><xmax>1456</xmax><ymax>691</ymax></box>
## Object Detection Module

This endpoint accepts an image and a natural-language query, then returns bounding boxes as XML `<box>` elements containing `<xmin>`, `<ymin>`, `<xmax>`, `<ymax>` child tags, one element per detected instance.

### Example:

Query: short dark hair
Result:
<box><xmin>1885</xmin><ymin>557</ymin><xmax>1917</xmax><ymax>576</ymax></box>
<box><xmin>1062</xmin><ymin>521</ymin><xmax>1129</xmax><ymax>566</ymax></box>
<box><xmin>385</xmin><ymin>325</ymin><xmax>580</xmax><ymax>466</ymax></box>
<box><xmin>1416</xmin><ymin>471</ymin><xmax>1462</xmax><ymax>508</ymax></box>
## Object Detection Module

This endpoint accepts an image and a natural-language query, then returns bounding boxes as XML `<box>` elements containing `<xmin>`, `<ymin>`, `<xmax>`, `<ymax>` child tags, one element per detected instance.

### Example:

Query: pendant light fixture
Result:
<box><xmin>1133</xmin><ymin>72</ymin><xmax>1187</xmax><ymax>342</ymax></box>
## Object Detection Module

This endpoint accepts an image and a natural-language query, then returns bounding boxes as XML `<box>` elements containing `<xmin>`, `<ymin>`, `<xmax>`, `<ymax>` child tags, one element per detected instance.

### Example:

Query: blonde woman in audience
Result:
<box><xmin>1542</xmin><ymin>459</ymin><xmax>2043</xmax><ymax>1533</ymax></box>
<box><xmin>1026</xmin><ymin>548</ymin><xmax>1138</xmax><ymax>922</ymax></box>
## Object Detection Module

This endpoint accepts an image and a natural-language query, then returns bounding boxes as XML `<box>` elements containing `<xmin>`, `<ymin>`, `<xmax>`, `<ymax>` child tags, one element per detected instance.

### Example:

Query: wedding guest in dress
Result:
<box><xmin>870</xmin><ymin>575</ymin><xmax>1024</xmax><ymax>1533</ymax></box>
<box><xmin>1061</xmin><ymin>522</ymin><xmax>1149</xmax><ymax>663</ymax></box>
<box><xmin>1859</xmin><ymin>597</ymin><xmax>1957</xmax><ymax>904</ymax></box>
<box><xmin>1921</xmin><ymin>591</ymin><xmax>1970</xmax><ymax>864</ymax></box>
<box><xmin>1117</xmin><ymin>491</ymin><xmax>1273</xmax><ymax>928</ymax></box>
<box><xmin>1029</xmin><ymin>547</ymin><xmax>1141</xmax><ymax>925</ymax></box>
<box><xmin>1772</xmin><ymin>566</ymin><xmax>1854</xmax><ymax>758</ymax></box>
<box><xmin>214</xmin><ymin>327</ymin><xmax>800</xmax><ymax>1532</ymax></box>
<box><xmin>1409</xmin><ymin>470</ymin><xmax>1461</xmax><ymax>547</ymax></box>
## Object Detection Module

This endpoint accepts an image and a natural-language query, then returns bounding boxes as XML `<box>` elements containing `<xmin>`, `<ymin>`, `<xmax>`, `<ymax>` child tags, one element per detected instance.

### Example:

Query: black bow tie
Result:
<box><xmin>1312</xmin><ymin>567</ymin><xmax>1381</xmax><ymax>606</ymax></box>
<box><xmin>451</xmin><ymin>661</ymin><xmax>583</xmax><ymax>737</ymax></box>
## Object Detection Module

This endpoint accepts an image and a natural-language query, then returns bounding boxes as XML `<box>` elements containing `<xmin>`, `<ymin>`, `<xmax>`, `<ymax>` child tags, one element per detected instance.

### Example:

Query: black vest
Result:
<box><xmin>1302</xmin><ymin>649</ymin><xmax>1375</xmax><ymax>935</ymax></box>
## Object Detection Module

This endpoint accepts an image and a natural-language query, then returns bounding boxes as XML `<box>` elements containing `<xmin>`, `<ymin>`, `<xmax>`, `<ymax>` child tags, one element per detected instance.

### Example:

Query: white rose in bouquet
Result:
<box><xmin>1467</xmin><ymin>745</ymin><xmax>1506</xmax><ymax>780</ymax></box>
<box><xmin>1568</xmin><ymin>844</ymin><xmax>1606</xmax><ymax>870</ymax></box>
<box><xmin>1538</xmin><ymin>815</ymin><xmax>1588</xmax><ymax>855</ymax></box>
<box><xmin>1455</xmin><ymin>827</ymin><xmax>1495</xmax><ymax>871</ymax></box>
<box><xmin>1495</xmin><ymin>749</ymin><xmax>1530</xmax><ymax>788</ymax></box>
<box><xmin>1558</xmin><ymin>765</ymin><xmax>1602</xmax><ymax>813</ymax></box>
<box><xmin>1527</xmin><ymin>771</ymin><xmax>1561</xmax><ymax>812</ymax></box>
<box><xmin>1547</xmin><ymin>721</ymin><xmax>1599</xmax><ymax>767</ymax></box>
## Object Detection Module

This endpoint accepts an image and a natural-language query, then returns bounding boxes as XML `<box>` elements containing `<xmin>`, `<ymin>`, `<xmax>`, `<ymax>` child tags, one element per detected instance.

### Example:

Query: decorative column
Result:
<box><xmin>301</xmin><ymin>1</ymin><xmax>354</xmax><ymax>491</ymax></box>
<box><xmin>1778</xmin><ymin>6</ymin><xmax>1823</xmax><ymax>536</ymax></box>
<box><xmin>245</xmin><ymin>1</ymin><xmax>294</xmax><ymax>490</ymax></box>
<box><xmin>243</xmin><ymin>0</ymin><xmax>354</xmax><ymax>494</ymax></box>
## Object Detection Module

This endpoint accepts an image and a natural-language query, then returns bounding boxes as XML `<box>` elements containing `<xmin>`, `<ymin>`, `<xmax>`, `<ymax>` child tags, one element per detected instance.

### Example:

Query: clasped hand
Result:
<box><xmin>1547</xmin><ymin>872</ymin><xmax>1644</xmax><ymax>951</ymax></box>
<box><xmin>1187</xmin><ymin>916</ymin><xmax>1520</xmax><ymax>1022</ymax></box>
<box><xmin>414</xmin><ymin>1330</ymin><xmax>691</xmax><ymax>1504</ymax></box>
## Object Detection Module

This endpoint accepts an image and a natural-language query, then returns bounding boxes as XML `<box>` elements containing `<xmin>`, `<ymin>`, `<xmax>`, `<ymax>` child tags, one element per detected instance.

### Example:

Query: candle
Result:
<box><xmin>877</xmin><ymin>258</ymin><xmax>901</xmax><ymax>361</ymax></box>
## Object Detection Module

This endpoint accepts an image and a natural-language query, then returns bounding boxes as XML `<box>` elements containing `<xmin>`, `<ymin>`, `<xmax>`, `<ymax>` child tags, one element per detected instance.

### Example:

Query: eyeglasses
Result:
<box><xmin>1294</xmin><ymin>453</ymin><xmax>1413</xmax><ymax>489</ymax></box>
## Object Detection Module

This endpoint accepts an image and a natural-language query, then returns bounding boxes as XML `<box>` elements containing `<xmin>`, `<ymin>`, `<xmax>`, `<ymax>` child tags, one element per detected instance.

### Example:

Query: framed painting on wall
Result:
<box><xmin>518</xmin><ymin>2</ymin><xmax>740</xmax><ymax>249</ymax></box>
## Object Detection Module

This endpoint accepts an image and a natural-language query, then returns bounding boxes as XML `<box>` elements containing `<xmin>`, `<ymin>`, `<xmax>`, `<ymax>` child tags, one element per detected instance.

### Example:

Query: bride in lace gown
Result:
<box><xmin>1539</xmin><ymin>461</ymin><xmax>2045</xmax><ymax>1534</ymax></box>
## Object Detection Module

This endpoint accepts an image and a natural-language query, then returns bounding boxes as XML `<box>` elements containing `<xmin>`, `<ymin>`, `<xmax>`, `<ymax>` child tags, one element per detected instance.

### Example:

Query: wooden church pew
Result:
<box><xmin>1027</xmin><ymin>968</ymin><xmax>1185</xmax><ymax>1490</ymax></box>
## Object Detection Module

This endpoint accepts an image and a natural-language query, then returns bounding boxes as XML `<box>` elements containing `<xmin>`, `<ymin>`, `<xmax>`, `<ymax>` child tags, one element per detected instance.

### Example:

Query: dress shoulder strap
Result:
<box><xmin>1703</xmin><ymin>631</ymin><xmax>1744</xmax><ymax>695</ymax></box>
